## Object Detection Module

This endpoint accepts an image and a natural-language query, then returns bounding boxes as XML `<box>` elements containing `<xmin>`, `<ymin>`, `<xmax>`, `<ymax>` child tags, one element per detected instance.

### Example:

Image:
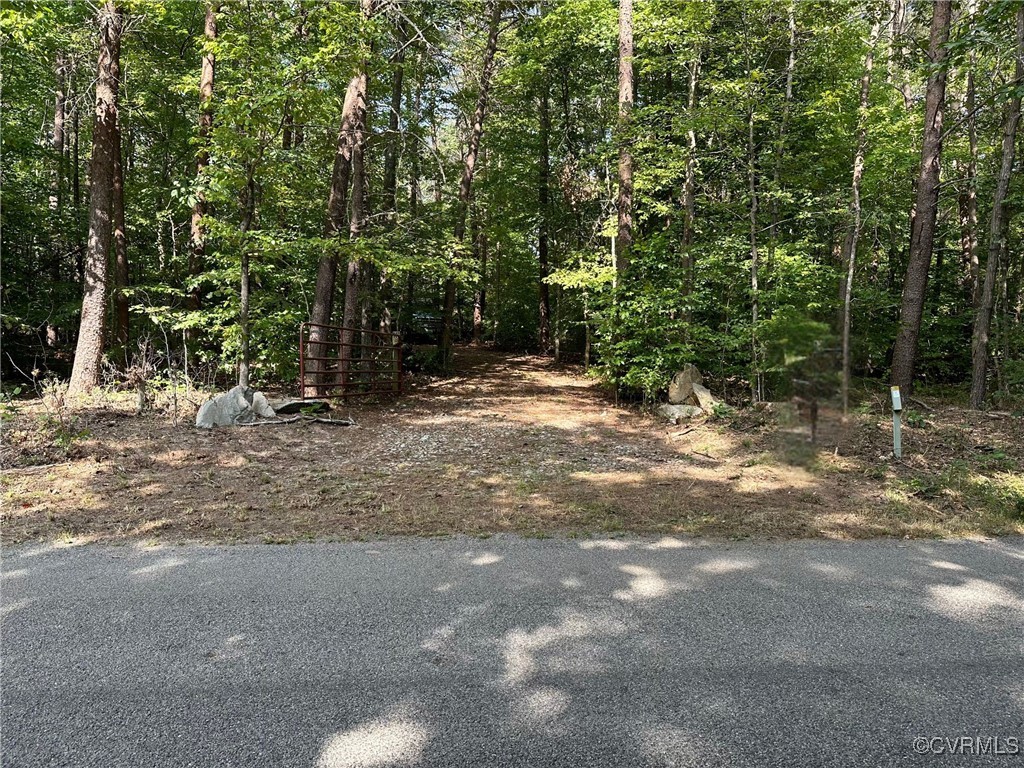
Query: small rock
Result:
<box><xmin>657</xmin><ymin>404</ymin><xmax>704</xmax><ymax>424</ymax></box>
<box><xmin>668</xmin><ymin>365</ymin><xmax>703</xmax><ymax>404</ymax></box>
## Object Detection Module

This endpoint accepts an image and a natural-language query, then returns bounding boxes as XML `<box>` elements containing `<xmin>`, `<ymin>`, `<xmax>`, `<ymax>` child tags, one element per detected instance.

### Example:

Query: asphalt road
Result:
<box><xmin>2</xmin><ymin>535</ymin><xmax>1023</xmax><ymax>767</ymax></box>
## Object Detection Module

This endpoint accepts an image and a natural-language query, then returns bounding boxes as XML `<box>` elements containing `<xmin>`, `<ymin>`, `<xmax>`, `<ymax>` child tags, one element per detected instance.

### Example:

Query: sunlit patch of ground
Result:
<box><xmin>2</xmin><ymin>347</ymin><xmax>1022</xmax><ymax>544</ymax></box>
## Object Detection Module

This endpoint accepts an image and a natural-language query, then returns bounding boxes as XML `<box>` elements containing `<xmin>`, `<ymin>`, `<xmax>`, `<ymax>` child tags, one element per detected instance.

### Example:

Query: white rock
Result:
<box><xmin>656</xmin><ymin>404</ymin><xmax>704</xmax><ymax>424</ymax></box>
<box><xmin>195</xmin><ymin>385</ymin><xmax>276</xmax><ymax>429</ymax></box>
<box><xmin>691</xmin><ymin>382</ymin><xmax>719</xmax><ymax>411</ymax></box>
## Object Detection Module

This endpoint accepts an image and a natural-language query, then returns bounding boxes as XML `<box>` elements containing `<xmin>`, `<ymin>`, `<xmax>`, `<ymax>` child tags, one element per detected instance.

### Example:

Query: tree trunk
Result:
<box><xmin>538</xmin><ymin>78</ymin><xmax>552</xmax><ymax>354</ymax></box>
<box><xmin>71</xmin><ymin>71</ymin><xmax>83</xmax><ymax>287</ymax></box>
<box><xmin>890</xmin><ymin>0</ymin><xmax>952</xmax><ymax>393</ymax></box>
<box><xmin>189</xmin><ymin>2</ymin><xmax>217</xmax><ymax>317</ymax></box>
<box><xmin>747</xmin><ymin>99</ymin><xmax>760</xmax><ymax>403</ymax></box>
<box><xmin>614</xmin><ymin>0</ymin><xmax>634</xmax><ymax>275</ymax></box>
<box><xmin>382</xmin><ymin>19</ymin><xmax>407</xmax><ymax>221</ymax></box>
<box><xmin>282</xmin><ymin>97</ymin><xmax>294</xmax><ymax>150</ymax></box>
<box><xmin>768</xmin><ymin>1</ymin><xmax>797</xmax><ymax>264</ymax></box>
<box><xmin>339</xmin><ymin>49</ymin><xmax>372</xmax><ymax>389</ymax></box>
<box><xmin>308</xmin><ymin>0</ymin><xmax>374</xmax><ymax>392</ymax></box>
<box><xmin>47</xmin><ymin>54</ymin><xmax>67</xmax><ymax>346</ymax></box>
<box><xmin>840</xmin><ymin>22</ymin><xmax>880</xmax><ymax>415</ymax></box>
<box><xmin>439</xmin><ymin>1</ymin><xmax>500</xmax><ymax>368</ymax></box>
<box><xmin>681</xmin><ymin>49</ymin><xmax>700</xmax><ymax>305</ymax></box>
<box><xmin>50</xmin><ymin>56</ymin><xmax>66</xmax><ymax>219</ymax></box>
<box><xmin>969</xmin><ymin>4</ymin><xmax>1023</xmax><ymax>409</ymax></box>
<box><xmin>889</xmin><ymin>0</ymin><xmax>914</xmax><ymax>111</ymax></box>
<box><xmin>68</xmin><ymin>2</ymin><xmax>123</xmax><ymax>397</ymax></box>
<box><xmin>472</xmin><ymin>221</ymin><xmax>488</xmax><ymax>345</ymax></box>
<box><xmin>962</xmin><ymin>0</ymin><xmax>980</xmax><ymax>304</ymax></box>
<box><xmin>238</xmin><ymin>168</ymin><xmax>255</xmax><ymax>389</ymax></box>
<box><xmin>112</xmin><ymin>114</ymin><xmax>129</xmax><ymax>350</ymax></box>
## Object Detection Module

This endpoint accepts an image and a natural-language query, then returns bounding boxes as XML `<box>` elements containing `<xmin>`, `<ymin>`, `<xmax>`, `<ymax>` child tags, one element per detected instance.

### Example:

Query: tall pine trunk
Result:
<box><xmin>68</xmin><ymin>2</ymin><xmax>123</xmax><ymax>397</ymax></box>
<box><xmin>439</xmin><ymin>1</ymin><xmax>500</xmax><ymax>368</ymax></box>
<box><xmin>969</xmin><ymin>4</ymin><xmax>1023</xmax><ymax>409</ymax></box>
<box><xmin>338</xmin><ymin>54</ymin><xmax>371</xmax><ymax>387</ymax></box>
<box><xmin>308</xmin><ymin>0</ymin><xmax>374</xmax><ymax>392</ymax></box>
<box><xmin>890</xmin><ymin>0</ymin><xmax>951</xmax><ymax>393</ymax></box>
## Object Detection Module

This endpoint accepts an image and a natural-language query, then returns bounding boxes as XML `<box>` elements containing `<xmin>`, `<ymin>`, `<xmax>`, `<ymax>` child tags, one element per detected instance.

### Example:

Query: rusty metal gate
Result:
<box><xmin>299</xmin><ymin>322</ymin><xmax>402</xmax><ymax>399</ymax></box>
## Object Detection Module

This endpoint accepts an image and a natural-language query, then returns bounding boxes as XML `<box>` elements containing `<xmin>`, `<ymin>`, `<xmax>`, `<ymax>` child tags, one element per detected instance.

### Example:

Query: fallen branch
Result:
<box><xmin>907</xmin><ymin>396</ymin><xmax>933</xmax><ymax>412</ymax></box>
<box><xmin>310</xmin><ymin>416</ymin><xmax>356</xmax><ymax>426</ymax></box>
<box><xmin>237</xmin><ymin>416</ymin><xmax>303</xmax><ymax>427</ymax></box>
<box><xmin>236</xmin><ymin>415</ymin><xmax>356</xmax><ymax>428</ymax></box>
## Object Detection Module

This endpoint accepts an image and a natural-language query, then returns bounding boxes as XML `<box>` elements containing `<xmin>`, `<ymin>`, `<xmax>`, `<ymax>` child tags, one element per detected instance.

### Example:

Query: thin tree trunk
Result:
<box><xmin>283</xmin><ymin>96</ymin><xmax>294</xmax><ymax>150</ymax></box>
<box><xmin>189</xmin><ymin>2</ymin><xmax>217</xmax><ymax>317</ymax></box>
<box><xmin>50</xmin><ymin>56</ymin><xmax>66</xmax><ymax>218</ymax></box>
<box><xmin>841</xmin><ymin>22</ymin><xmax>880</xmax><ymax>415</ymax></box>
<box><xmin>382</xmin><ymin>19</ymin><xmax>407</xmax><ymax>221</ymax></box>
<box><xmin>681</xmin><ymin>50</ymin><xmax>700</xmax><ymax>306</ymax></box>
<box><xmin>112</xmin><ymin>113</ymin><xmax>129</xmax><ymax>350</ymax></box>
<box><xmin>614</xmin><ymin>0</ymin><xmax>634</xmax><ymax>275</ymax></box>
<box><xmin>969</xmin><ymin>4</ymin><xmax>1023</xmax><ymax>409</ymax></box>
<box><xmin>47</xmin><ymin>54</ymin><xmax>67</xmax><ymax>346</ymax></box>
<box><xmin>238</xmin><ymin>168</ymin><xmax>255</xmax><ymax>389</ymax></box>
<box><xmin>963</xmin><ymin>0</ymin><xmax>980</xmax><ymax>304</ymax></box>
<box><xmin>439</xmin><ymin>1</ymin><xmax>500</xmax><ymax>368</ymax></box>
<box><xmin>68</xmin><ymin>2</ymin><xmax>123</xmax><ymax>396</ymax></box>
<box><xmin>890</xmin><ymin>0</ymin><xmax>952</xmax><ymax>393</ymax></box>
<box><xmin>889</xmin><ymin>0</ymin><xmax>914</xmax><ymax>111</ymax></box>
<box><xmin>71</xmin><ymin>72</ymin><xmax>83</xmax><ymax>287</ymax></box>
<box><xmin>472</xmin><ymin>208</ymin><xmax>485</xmax><ymax>344</ymax></box>
<box><xmin>538</xmin><ymin>77</ymin><xmax>552</xmax><ymax>354</ymax></box>
<box><xmin>747</xmin><ymin>100</ymin><xmax>760</xmax><ymax>403</ymax></box>
<box><xmin>768</xmin><ymin>1</ymin><xmax>796</xmax><ymax>265</ymax></box>
<box><xmin>288</xmin><ymin>7</ymin><xmax>307</xmax><ymax>150</ymax></box>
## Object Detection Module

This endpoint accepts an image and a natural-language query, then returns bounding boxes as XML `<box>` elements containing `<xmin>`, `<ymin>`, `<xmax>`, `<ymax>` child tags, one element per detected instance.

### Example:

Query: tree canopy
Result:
<box><xmin>2</xmin><ymin>0</ymin><xmax>1023</xmax><ymax>407</ymax></box>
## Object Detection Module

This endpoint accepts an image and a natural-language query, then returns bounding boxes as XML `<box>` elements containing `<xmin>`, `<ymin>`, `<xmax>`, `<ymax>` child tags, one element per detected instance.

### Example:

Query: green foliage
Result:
<box><xmin>3</xmin><ymin>0</ymin><xmax>1023</xmax><ymax>401</ymax></box>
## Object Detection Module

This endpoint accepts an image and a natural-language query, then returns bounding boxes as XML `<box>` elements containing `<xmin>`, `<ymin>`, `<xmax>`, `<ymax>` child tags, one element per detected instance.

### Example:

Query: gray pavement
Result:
<box><xmin>2</xmin><ymin>535</ymin><xmax>1023</xmax><ymax>767</ymax></box>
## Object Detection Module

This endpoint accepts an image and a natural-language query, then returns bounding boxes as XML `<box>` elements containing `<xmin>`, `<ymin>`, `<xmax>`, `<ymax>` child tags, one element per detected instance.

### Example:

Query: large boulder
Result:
<box><xmin>196</xmin><ymin>385</ymin><xmax>276</xmax><ymax>429</ymax></box>
<box><xmin>657</xmin><ymin>403</ymin><xmax>704</xmax><ymax>424</ymax></box>
<box><xmin>668</xmin><ymin>365</ymin><xmax>703</xmax><ymax>404</ymax></box>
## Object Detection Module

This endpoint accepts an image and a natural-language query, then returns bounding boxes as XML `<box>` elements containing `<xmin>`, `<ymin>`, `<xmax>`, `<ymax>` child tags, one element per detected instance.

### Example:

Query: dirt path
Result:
<box><xmin>3</xmin><ymin>347</ymin><xmax>1022</xmax><ymax>543</ymax></box>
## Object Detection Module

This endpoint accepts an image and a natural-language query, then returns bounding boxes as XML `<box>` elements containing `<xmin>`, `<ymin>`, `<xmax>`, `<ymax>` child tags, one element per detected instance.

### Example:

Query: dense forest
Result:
<box><xmin>2</xmin><ymin>0</ymin><xmax>1023</xmax><ymax>409</ymax></box>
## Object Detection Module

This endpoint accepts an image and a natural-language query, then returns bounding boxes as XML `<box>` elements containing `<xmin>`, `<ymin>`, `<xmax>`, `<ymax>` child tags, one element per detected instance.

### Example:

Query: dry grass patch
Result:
<box><xmin>3</xmin><ymin>348</ymin><xmax>1022</xmax><ymax>545</ymax></box>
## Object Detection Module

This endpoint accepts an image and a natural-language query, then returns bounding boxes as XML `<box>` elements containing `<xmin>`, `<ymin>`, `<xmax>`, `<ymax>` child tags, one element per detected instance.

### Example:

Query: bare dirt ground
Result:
<box><xmin>3</xmin><ymin>347</ymin><xmax>1022</xmax><ymax>544</ymax></box>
